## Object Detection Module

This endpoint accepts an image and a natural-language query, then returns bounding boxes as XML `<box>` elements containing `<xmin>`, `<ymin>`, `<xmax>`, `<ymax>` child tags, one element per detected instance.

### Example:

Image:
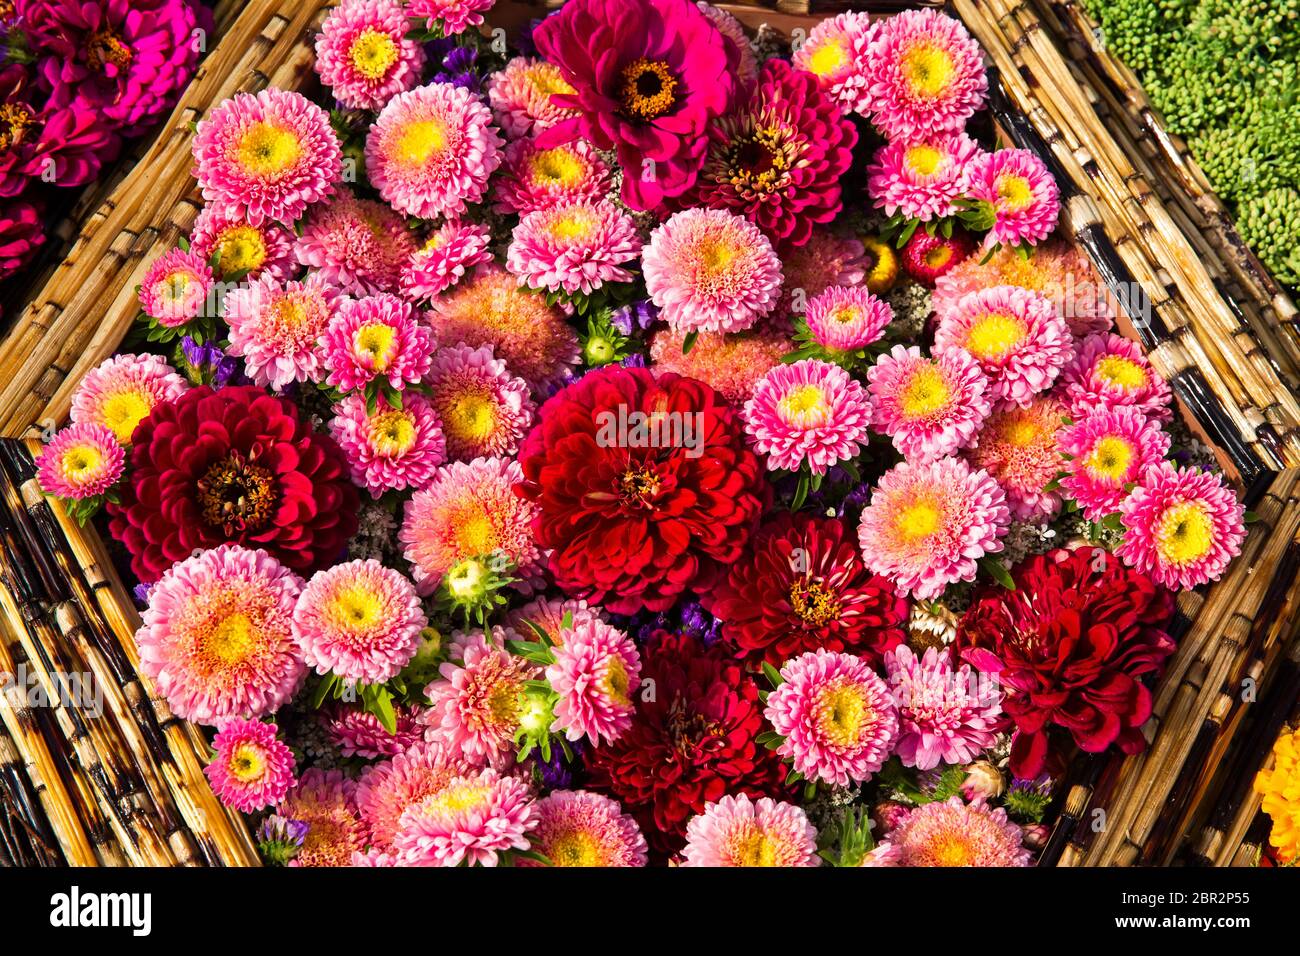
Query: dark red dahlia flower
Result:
<box><xmin>678</xmin><ymin>58</ymin><xmax>857</xmax><ymax>246</ymax></box>
<box><xmin>586</xmin><ymin>632</ymin><xmax>786</xmax><ymax>857</ymax></box>
<box><xmin>107</xmin><ymin>385</ymin><xmax>358</xmax><ymax>583</ymax></box>
<box><xmin>516</xmin><ymin>365</ymin><xmax>767</xmax><ymax>615</ymax></box>
<box><xmin>956</xmin><ymin>547</ymin><xmax>1177</xmax><ymax>779</ymax></box>
<box><xmin>703</xmin><ymin>511</ymin><xmax>909</xmax><ymax>668</ymax></box>
<box><xmin>531</xmin><ymin>0</ymin><xmax>736</xmax><ymax>211</ymax></box>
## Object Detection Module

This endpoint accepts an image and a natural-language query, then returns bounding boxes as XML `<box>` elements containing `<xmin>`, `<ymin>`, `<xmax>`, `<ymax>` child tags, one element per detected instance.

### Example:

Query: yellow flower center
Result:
<box><xmin>895</xmin><ymin>500</ymin><xmax>942</xmax><ymax>541</ymax></box>
<box><xmin>236</xmin><ymin>122</ymin><xmax>302</xmax><ymax>177</ymax></box>
<box><xmin>204</xmin><ymin>612</ymin><xmax>258</xmax><ymax>665</ymax></box>
<box><xmin>904</xmin><ymin>143</ymin><xmax>944</xmax><ymax>177</ymax></box>
<box><xmin>61</xmin><ymin>444</ymin><xmax>103</xmax><ymax>480</ymax></box>
<box><xmin>396</xmin><ymin>119</ymin><xmax>448</xmax><ymax>166</ymax></box>
<box><xmin>964</xmin><ymin>312</ymin><xmax>1026</xmax><ymax>361</ymax></box>
<box><xmin>995</xmin><ymin>174</ymin><xmax>1034</xmax><ymax>212</ymax></box>
<box><xmin>349</xmin><ymin>28</ymin><xmax>399</xmax><ymax>80</ymax></box>
<box><xmin>1155</xmin><ymin>500</ymin><xmax>1214</xmax><ymax>566</ymax></box>
<box><xmin>1002</xmin><ymin>415</ymin><xmax>1043</xmax><ymax>448</ymax></box>
<box><xmin>548</xmin><ymin>830</ymin><xmax>604</xmax><ymax>867</ymax></box>
<box><xmin>829</xmin><ymin>304</ymin><xmax>860</xmax><ymax>325</ymax></box>
<box><xmin>617</xmin><ymin>57</ymin><xmax>678</xmax><ymax>121</ymax></box>
<box><xmin>806</xmin><ymin>39</ymin><xmax>849</xmax><ymax>77</ymax></box>
<box><xmin>424</xmin><ymin>782</ymin><xmax>491</xmax><ymax>818</ymax></box>
<box><xmin>789</xmin><ymin>579</ymin><xmax>842</xmax><ymax>627</ymax></box>
<box><xmin>599</xmin><ymin>656</ymin><xmax>631</xmax><ymax>706</ymax></box>
<box><xmin>815</xmin><ymin>681</ymin><xmax>869</xmax><ymax>747</ymax></box>
<box><xmin>900</xmin><ymin>365</ymin><xmax>951</xmax><ymax>418</ymax></box>
<box><xmin>527</xmin><ymin>63</ymin><xmax>575</xmax><ymax>98</ymax></box>
<box><xmin>1094</xmin><ymin>355</ymin><xmax>1147</xmax><ymax>391</ymax></box>
<box><xmin>215</xmin><ymin>225</ymin><xmax>267</xmax><ymax>274</ymax></box>
<box><xmin>443</xmin><ymin>389</ymin><xmax>497</xmax><ymax>445</ymax></box>
<box><xmin>730</xmin><ymin>829</ymin><xmax>784</xmax><ymax>867</ymax></box>
<box><xmin>326</xmin><ymin>583</ymin><xmax>384</xmax><ymax>632</ymax></box>
<box><xmin>925</xmin><ymin>245</ymin><xmax>955</xmax><ymax>269</ymax></box>
<box><xmin>355</xmin><ymin>323</ymin><xmax>398</xmax><ymax>369</ymax></box>
<box><xmin>528</xmin><ymin>147</ymin><xmax>584</xmax><ymax>186</ymax></box>
<box><xmin>900</xmin><ymin>42</ymin><xmax>955</xmax><ymax>97</ymax></box>
<box><xmin>547</xmin><ymin>209</ymin><xmax>596</xmax><ymax>242</ymax></box>
<box><xmin>369</xmin><ymin>409</ymin><xmax>418</xmax><ymax>456</ymax></box>
<box><xmin>451</xmin><ymin>508</ymin><xmax>496</xmax><ymax>557</ymax></box>
<box><xmin>100</xmin><ymin>390</ymin><xmax>153</xmax><ymax>444</ymax></box>
<box><xmin>777</xmin><ymin>384</ymin><xmax>830</xmax><ymax>428</ymax></box>
<box><xmin>228</xmin><ymin>743</ymin><xmax>266</xmax><ymax>783</ymax></box>
<box><xmin>930</xmin><ymin>834</ymin><xmax>976</xmax><ymax>867</ymax></box>
<box><xmin>159</xmin><ymin>271</ymin><xmax>192</xmax><ymax>303</ymax></box>
<box><xmin>1083</xmin><ymin>435</ymin><xmax>1135</xmax><ymax>481</ymax></box>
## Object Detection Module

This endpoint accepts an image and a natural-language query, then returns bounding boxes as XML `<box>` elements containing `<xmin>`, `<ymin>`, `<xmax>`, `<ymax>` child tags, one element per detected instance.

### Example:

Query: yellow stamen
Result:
<box><xmin>815</xmin><ymin>681</ymin><xmax>868</xmax><ymax>747</ymax></box>
<box><xmin>995</xmin><ymin>174</ymin><xmax>1034</xmax><ymax>212</ymax></box>
<box><xmin>228</xmin><ymin>743</ymin><xmax>266</xmax><ymax>783</ymax></box>
<box><xmin>777</xmin><ymin>384</ymin><xmax>830</xmax><ymax>428</ymax></box>
<box><xmin>900</xmin><ymin>42</ymin><xmax>956</xmax><ymax>97</ymax></box>
<box><xmin>1155</xmin><ymin>501</ymin><xmax>1214</xmax><ymax>566</ymax></box>
<box><xmin>215</xmin><ymin>225</ymin><xmax>268</xmax><ymax>274</ymax></box>
<box><xmin>900</xmin><ymin>365</ymin><xmax>951</xmax><ymax>418</ymax></box>
<box><xmin>806</xmin><ymin>39</ymin><xmax>849</xmax><ymax>77</ymax></box>
<box><xmin>599</xmin><ymin>656</ymin><xmax>631</xmax><ymax>706</ymax></box>
<box><xmin>895</xmin><ymin>501</ymin><xmax>941</xmax><ymax>541</ymax></box>
<box><xmin>442</xmin><ymin>390</ymin><xmax>497</xmax><ymax>445</ymax></box>
<box><xmin>1083</xmin><ymin>435</ymin><xmax>1135</xmax><ymax>481</ymax></box>
<box><xmin>354</xmin><ymin>322</ymin><xmax>398</xmax><ymax>370</ymax></box>
<box><xmin>369</xmin><ymin>409</ymin><xmax>417</xmax><ymax>456</ymax></box>
<box><xmin>61</xmin><ymin>445</ymin><xmax>103</xmax><ymax>480</ymax></box>
<box><xmin>396</xmin><ymin>119</ymin><xmax>448</xmax><ymax>166</ymax></box>
<box><xmin>100</xmin><ymin>390</ymin><xmax>153</xmax><ymax>445</ymax></box>
<box><xmin>237</xmin><ymin>122</ymin><xmax>302</xmax><ymax>177</ymax></box>
<box><xmin>964</xmin><ymin>312</ymin><xmax>1026</xmax><ymax>361</ymax></box>
<box><xmin>348</xmin><ymin>28</ymin><xmax>399</xmax><ymax>80</ymax></box>
<box><xmin>528</xmin><ymin>147</ymin><xmax>584</xmax><ymax>186</ymax></box>
<box><xmin>205</xmin><ymin>612</ymin><xmax>257</xmax><ymax>665</ymax></box>
<box><xmin>548</xmin><ymin>830</ymin><xmax>604</xmax><ymax>867</ymax></box>
<box><xmin>617</xmin><ymin>57</ymin><xmax>678</xmax><ymax>121</ymax></box>
<box><xmin>1094</xmin><ymin>355</ymin><xmax>1147</xmax><ymax>391</ymax></box>
<box><xmin>904</xmin><ymin>144</ymin><xmax>944</xmax><ymax>177</ymax></box>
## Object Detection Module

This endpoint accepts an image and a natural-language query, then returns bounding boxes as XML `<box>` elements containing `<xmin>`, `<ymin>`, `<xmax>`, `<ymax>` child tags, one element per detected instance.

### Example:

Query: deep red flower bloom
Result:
<box><xmin>0</xmin><ymin>198</ymin><xmax>44</xmax><ymax>280</ymax></box>
<box><xmin>703</xmin><ymin>512</ymin><xmax>909</xmax><ymax>668</ymax></box>
<box><xmin>586</xmin><ymin>632</ymin><xmax>786</xmax><ymax>857</ymax></box>
<box><xmin>532</xmin><ymin>0</ymin><xmax>737</xmax><ymax>211</ymax></box>
<box><xmin>956</xmin><ymin>547</ymin><xmax>1176</xmax><ymax>778</ymax></box>
<box><xmin>677</xmin><ymin>58</ymin><xmax>857</xmax><ymax>246</ymax></box>
<box><xmin>516</xmin><ymin>365</ymin><xmax>767</xmax><ymax>615</ymax></box>
<box><xmin>900</xmin><ymin>227</ymin><xmax>975</xmax><ymax>287</ymax></box>
<box><xmin>108</xmin><ymin>385</ymin><xmax>358</xmax><ymax>583</ymax></box>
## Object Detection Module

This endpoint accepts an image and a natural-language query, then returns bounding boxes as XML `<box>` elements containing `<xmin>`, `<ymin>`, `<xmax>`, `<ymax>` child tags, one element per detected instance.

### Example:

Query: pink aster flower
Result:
<box><xmin>323</xmin><ymin>704</ymin><xmax>426</xmax><ymax>760</ymax></box>
<box><xmin>190</xmin><ymin>205</ymin><xmax>296</xmax><ymax>282</ymax></box>
<box><xmin>642</xmin><ymin>208</ymin><xmax>782</xmax><ymax>334</ymax></box>
<box><xmin>322</xmin><ymin>293</ymin><xmax>434</xmax><ymax>394</ymax></box>
<box><xmin>792</xmin><ymin>11</ymin><xmax>876</xmax><ymax>114</ymax></box>
<box><xmin>292</xmin><ymin>559</ymin><xmax>427</xmax><ymax>684</ymax></box>
<box><xmin>192</xmin><ymin>88</ymin><xmax>341</xmax><ymax>226</ymax></box>
<box><xmin>36</xmin><ymin>423</ymin><xmax>124</xmax><ymax>500</ymax></box>
<box><xmin>698</xmin><ymin>3</ymin><xmax>758</xmax><ymax>89</ymax></box>
<box><xmin>883</xmin><ymin>645</ymin><xmax>1002</xmax><ymax>771</ymax></box>
<box><xmin>408</xmin><ymin>0</ymin><xmax>495</xmax><ymax>36</ymax></box>
<box><xmin>890</xmin><ymin>796</ymin><xmax>1032</xmax><ymax>866</ymax></box>
<box><xmin>400</xmin><ymin>457</ymin><xmax>545</xmax><ymax>595</ymax></box>
<box><xmin>223</xmin><ymin>273</ymin><xmax>339</xmax><ymax>390</ymax></box>
<box><xmin>421</xmin><ymin>627</ymin><xmax>540</xmax><ymax>764</ymax></box>
<box><xmin>314</xmin><ymin>0</ymin><xmax>426</xmax><ymax>111</ymax></box>
<box><xmin>802</xmin><ymin>285</ymin><xmax>893</xmax><ymax>353</ymax></box>
<box><xmin>867</xmin><ymin>345</ymin><xmax>991</xmax><ymax>462</ymax></box>
<box><xmin>742</xmin><ymin>359</ymin><xmax>873</xmax><ymax>475</ymax></box>
<box><xmin>857</xmin><ymin>457</ymin><xmax>1011</xmax><ymax>600</ymax></box>
<box><xmin>424</xmin><ymin>343</ymin><xmax>534</xmax><ymax>462</ymax></box>
<box><xmin>1059</xmin><ymin>407</ymin><xmax>1171</xmax><ymax>520</ymax></box>
<box><xmin>522</xmin><ymin>789</ymin><xmax>648</xmax><ymax>867</ymax></box>
<box><xmin>400</xmin><ymin>221</ymin><xmax>493</xmax><ymax>304</ymax></box>
<box><xmin>492</xmin><ymin>138</ymin><xmax>612</xmax><ymax>216</ymax></box>
<box><xmin>865</xmin><ymin>9</ymin><xmax>987</xmax><ymax>141</ymax></box>
<box><xmin>293</xmin><ymin>192</ymin><xmax>416</xmax><ymax>296</ymax></box>
<box><xmin>764</xmin><ymin>649</ymin><xmax>899</xmax><ymax>788</ymax></box>
<box><xmin>504</xmin><ymin>597</ymin><xmax>605</xmax><ymax>645</ymax></box>
<box><xmin>139</xmin><ymin>247</ymin><xmax>213</xmax><ymax>326</ymax></box>
<box><xmin>681</xmin><ymin>794</ymin><xmax>819</xmax><ymax>867</ymax></box>
<box><xmin>356</xmin><ymin>739</ymin><xmax>475</xmax><ymax>848</ymax></box>
<box><xmin>1117</xmin><ymin>462</ymin><xmax>1246</xmax><ymax>591</ymax></box>
<box><xmin>867</xmin><ymin>131</ymin><xmax>982</xmax><ymax>222</ymax></box>
<box><xmin>134</xmin><ymin>544</ymin><xmax>306</xmax><ymax>726</ymax></box>
<box><xmin>1058</xmin><ymin>332</ymin><xmax>1174</xmax><ymax>423</ymax></box>
<box><xmin>933</xmin><ymin>285</ymin><xmax>1072</xmax><ymax>409</ymax></box>
<box><xmin>507</xmin><ymin>201</ymin><xmax>641</xmax><ymax>295</ymax></box>
<box><xmin>546</xmin><ymin>619</ymin><xmax>641</xmax><ymax>745</ymax></box>
<box><xmin>393</xmin><ymin>766</ymin><xmax>537</xmax><ymax>867</ymax></box>
<box><xmin>70</xmin><ymin>353</ymin><xmax>188</xmax><ymax>446</ymax></box>
<box><xmin>366</xmin><ymin>82</ymin><xmax>503</xmax><ymax>220</ymax></box>
<box><xmin>775</xmin><ymin>230</ymin><xmax>870</xmax><ymax>318</ymax></box>
<box><xmin>281</xmin><ymin>769</ymin><xmax>367</xmax><ymax>867</ymax></box>
<box><xmin>486</xmin><ymin>57</ymin><xmax>581</xmax><ymax>140</ymax></box>
<box><xmin>964</xmin><ymin>148</ymin><xmax>1060</xmax><ymax>248</ymax></box>
<box><xmin>204</xmin><ymin>717</ymin><xmax>296</xmax><ymax>812</ymax></box>
<box><xmin>965</xmin><ymin>396</ymin><xmax>1068</xmax><ymax>521</ymax></box>
<box><xmin>648</xmin><ymin>328</ymin><xmax>792</xmax><ymax>405</ymax></box>
<box><xmin>860</xmin><ymin>842</ymin><xmax>904</xmax><ymax>866</ymax></box>
<box><xmin>329</xmin><ymin>391</ymin><xmax>447</xmax><ymax>497</ymax></box>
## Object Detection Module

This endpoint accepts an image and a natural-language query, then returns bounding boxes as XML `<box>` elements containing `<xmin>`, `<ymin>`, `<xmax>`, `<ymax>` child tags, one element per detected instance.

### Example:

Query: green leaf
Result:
<box><xmin>682</xmin><ymin>330</ymin><xmax>698</xmax><ymax>355</ymax></box>
<box><xmin>308</xmin><ymin>674</ymin><xmax>338</xmax><ymax>710</ymax></box>
<box><xmin>896</xmin><ymin>218</ymin><xmax>920</xmax><ymax>249</ymax></box>
<box><xmin>791</xmin><ymin>470</ymin><xmax>810</xmax><ymax>511</ymax></box>
<box><xmin>371</xmin><ymin>686</ymin><xmax>397</xmax><ymax>735</ymax></box>
<box><xmin>1244</xmin><ymin>510</ymin><xmax>1260</xmax><ymax>523</ymax></box>
<box><xmin>178</xmin><ymin>236</ymin><xmax>190</xmax><ymax>252</ymax></box>
<box><xmin>761</xmin><ymin>661</ymin><xmax>784</xmax><ymax>688</ymax></box>
<box><xmin>979</xmin><ymin>557</ymin><xmax>1016</xmax><ymax>590</ymax></box>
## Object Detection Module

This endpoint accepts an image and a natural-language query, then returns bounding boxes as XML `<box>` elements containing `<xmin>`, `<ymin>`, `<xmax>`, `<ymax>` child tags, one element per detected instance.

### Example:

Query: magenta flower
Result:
<box><xmin>791</xmin><ymin>12</ymin><xmax>877</xmax><ymax>115</ymax></box>
<box><xmin>868</xmin><ymin>344</ymin><xmax>991</xmax><ymax>463</ymax></box>
<box><xmin>507</xmin><ymin>200</ymin><xmax>641</xmax><ymax>295</ymax></box>
<box><xmin>963</xmin><ymin>148</ymin><xmax>1060</xmax><ymax>248</ymax></box>
<box><xmin>329</xmin><ymin>391</ymin><xmax>447</xmax><ymax>497</ymax></box>
<box><xmin>546</xmin><ymin>618</ymin><xmax>641</xmax><ymax>745</ymax></box>
<box><xmin>36</xmin><ymin>422</ymin><xmax>124</xmax><ymax>500</ymax></box>
<box><xmin>314</xmin><ymin>0</ymin><xmax>426</xmax><ymax>111</ymax></box>
<box><xmin>867</xmin><ymin>131</ymin><xmax>982</xmax><ymax>222</ymax></box>
<box><xmin>321</xmin><ymin>293</ymin><xmax>434</xmax><ymax>394</ymax></box>
<box><xmin>138</xmin><ymin>247</ymin><xmax>214</xmax><ymax>327</ymax></box>
<box><xmin>400</xmin><ymin>220</ymin><xmax>493</xmax><ymax>304</ymax></box>
<box><xmin>293</xmin><ymin>191</ymin><xmax>416</xmax><ymax>297</ymax></box>
<box><xmin>204</xmin><ymin>718</ymin><xmax>296</xmax><ymax>813</ymax></box>
<box><xmin>681</xmin><ymin>794</ymin><xmax>819</xmax><ymax>867</ymax></box>
<box><xmin>1059</xmin><ymin>407</ymin><xmax>1171</xmax><ymax>521</ymax></box>
<box><xmin>1058</xmin><ymin>331</ymin><xmax>1174</xmax><ymax>423</ymax></box>
<box><xmin>492</xmin><ymin>137</ymin><xmax>612</xmax><ymax>216</ymax></box>
<box><xmin>883</xmin><ymin>645</ymin><xmax>1002</xmax><ymax>771</ymax></box>
<box><xmin>742</xmin><ymin>359</ymin><xmax>874</xmax><ymax>475</ymax></box>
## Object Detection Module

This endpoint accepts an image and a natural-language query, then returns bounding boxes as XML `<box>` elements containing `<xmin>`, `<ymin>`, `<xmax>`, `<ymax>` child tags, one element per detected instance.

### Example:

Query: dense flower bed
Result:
<box><xmin>35</xmin><ymin>0</ymin><xmax>1263</xmax><ymax>867</ymax></box>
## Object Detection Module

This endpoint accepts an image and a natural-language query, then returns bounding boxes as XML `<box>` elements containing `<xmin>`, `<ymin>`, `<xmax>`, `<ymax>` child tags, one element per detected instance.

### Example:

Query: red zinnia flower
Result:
<box><xmin>956</xmin><ymin>547</ymin><xmax>1176</xmax><ymax>779</ymax></box>
<box><xmin>516</xmin><ymin>365</ymin><xmax>767</xmax><ymax>615</ymax></box>
<box><xmin>586</xmin><ymin>633</ymin><xmax>786</xmax><ymax>857</ymax></box>
<box><xmin>703</xmin><ymin>512</ymin><xmax>909</xmax><ymax>668</ymax></box>
<box><xmin>108</xmin><ymin>385</ymin><xmax>358</xmax><ymax>583</ymax></box>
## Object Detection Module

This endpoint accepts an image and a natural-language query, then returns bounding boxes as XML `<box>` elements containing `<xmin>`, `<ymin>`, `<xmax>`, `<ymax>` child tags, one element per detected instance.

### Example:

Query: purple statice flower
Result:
<box><xmin>678</xmin><ymin>600</ymin><xmax>723</xmax><ymax>646</ymax></box>
<box><xmin>536</xmin><ymin>739</ymin><xmax>585</xmax><ymax>790</ymax></box>
<box><xmin>425</xmin><ymin>38</ymin><xmax>480</xmax><ymax>91</ymax></box>
<box><xmin>619</xmin><ymin>353</ymin><xmax>646</xmax><ymax>368</ymax></box>
<box><xmin>256</xmin><ymin>814</ymin><xmax>309</xmax><ymax>866</ymax></box>
<box><xmin>132</xmin><ymin>581</ymin><xmax>153</xmax><ymax>607</ymax></box>
<box><xmin>609</xmin><ymin>300</ymin><xmax>659</xmax><ymax>336</ymax></box>
<box><xmin>180</xmin><ymin>335</ymin><xmax>239</xmax><ymax>388</ymax></box>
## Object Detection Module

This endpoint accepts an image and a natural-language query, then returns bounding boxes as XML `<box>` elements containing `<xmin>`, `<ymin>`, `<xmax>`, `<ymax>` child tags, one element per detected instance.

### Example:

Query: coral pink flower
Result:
<box><xmin>889</xmin><ymin>796</ymin><xmax>1032</xmax><ymax>866</ymax></box>
<box><xmin>486</xmin><ymin>57</ymin><xmax>581</xmax><ymax>140</ymax></box>
<box><xmin>328</xmin><ymin>391</ymin><xmax>447</xmax><ymax>497</ymax></box>
<box><xmin>868</xmin><ymin>132</ymin><xmax>982</xmax><ymax>222</ymax></box>
<box><xmin>400</xmin><ymin>221</ymin><xmax>493</xmax><ymax>304</ymax></box>
<box><xmin>366</xmin><ymin>82</ymin><xmax>503</xmax><ymax>220</ymax></box>
<box><xmin>522</xmin><ymin>790</ymin><xmax>648</xmax><ymax>867</ymax></box>
<box><xmin>139</xmin><ymin>247</ymin><xmax>213</xmax><ymax>326</ymax></box>
<box><xmin>36</xmin><ymin>423</ymin><xmax>124</xmax><ymax>500</ymax></box>
<box><xmin>792</xmin><ymin>11</ymin><xmax>876</xmax><ymax>114</ymax></box>
<box><xmin>492</xmin><ymin>137</ymin><xmax>612</xmax><ymax>215</ymax></box>
<box><xmin>1058</xmin><ymin>332</ymin><xmax>1174</xmax><ymax>423</ymax></box>
<box><xmin>1117</xmin><ymin>462</ymin><xmax>1246</xmax><ymax>591</ymax></box>
<box><xmin>314</xmin><ymin>0</ymin><xmax>425</xmax><ymax>110</ymax></box>
<box><xmin>223</xmin><ymin>272</ymin><xmax>338</xmax><ymax>390</ymax></box>
<box><xmin>135</xmin><ymin>544</ymin><xmax>305</xmax><ymax>725</ymax></box>
<box><xmin>70</xmin><ymin>353</ymin><xmax>188</xmax><ymax>446</ymax></box>
<box><xmin>883</xmin><ymin>645</ymin><xmax>1002</xmax><ymax>770</ymax></box>
<box><xmin>356</xmin><ymin>740</ymin><xmax>474</xmax><ymax>848</ymax></box>
<box><xmin>681</xmin><ymin>795</ymin><xmax>819</xmax><ymax>867</ymax></box>
<box><xmin>934</xmin><ymin>285</ymin><xmax>1072</xmax><ymax>408</ymax></box>
<box><xmin>642</xmin><ymin>208</ymin><xmax>782</xmax><ymax>334</ymax></box>
<box><xmin>408</xmin><ymin>0</ymin><xmax>495</xmax><ymax>36</ymax></box>
<box><xmin>867</xmin><ymin>344</ymin><xmax>991</xmax><ymax>462</ymax></box>
<box><xmin>292</xmin><ymin>559</ymin><xmax>427</xmax><ymax>684</ymax></box>
<box><xmin>281</xmin><ymin>769</ymin><xmax>366</xmax><ymax>867</ymax></box>
<box><xmin>857</xmin><ymin>457</ymin><xmax>1011</xmax><ymax>599</ymax></box>
<box><xmin>802</xmin><ymin>285</ymin><xmax>893</xmax><ymax>353</ymax></box>
<box><xmin>764</xmin><ymin>649</ymin><xmax>899</xmax><ymax>787</ymax></box>
<box><xmin>393</xmin><ymin>767</ymin><xmax>537</xmax><ymax>866</ymax></box>
<box><xmin>965</xmin><ymin>396</ymin><xmax>1068</xmax><ymax>521</ymax></box>
<box><xmin>424</xmin><ymin>343</ymin><xmax>534</xmax><ymax>462</ymax></box>
<box><xmin>190</xmin><ymin>205</ymin><xmax>296</xmax><ymax>282</ymax></box>
<box><xmin>324</xmin><ymin>704</ymin><xmax>425</xmax><ymax>760</ymax></box>
<box><xmin>503</xmin><ymin>598</ymin><xmax>605</xmax><ymax>647</ymax></box>
<box><xmin>204</xmin><ymin>718</ymin><xmax>296</xmax><ymax>812</ymax></box>
<box><xmin>774</xmin><ymin>230</ymin><xmax>870</xmax><ymax>318</ymax></box>
<box><xmin>293</xmin><ymin>192</ymin><xmax>416</xmax><ymax>296</ymax></box>
<box><xmin>648</xmin><ymin>328</ymin><xmax>792</xmax><ymax>405</ymax></box>
<box><xmin>865</xmin><ymin>9</ymin><xmax>987</xmax><ymax>140</ymax></box>
<box><xmin>193</xmin><ymin>88</ymin><xmax>341</xmax><ymax>226</ymax></box>
<box><xmin>1059</xmin><ymin>407</ymin><xmax>1171</xmax><ymax>520</ymax></box>
<box><xmin>507</xmin><ymin>201</ymin><xmax>641</xmax><ymax>295</ymax></box>
<box><xmin>546</xmin><ymin>619</ymin><xmax>641</xmax><ymax>745</ymax></box>
<box><xmin>964</xmin><ymin>148</ymin><xmax>1060</xmax><ymax>248</ymax></box>
<box><xmin>742</xmin><ymin>359</ymin><xmax>873</xmax><ymax>475</ymax></box>
<box><xmin>321</xmin><ymin>293</ymin><xmax>434</xmax><ymax>394</ymax></box>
